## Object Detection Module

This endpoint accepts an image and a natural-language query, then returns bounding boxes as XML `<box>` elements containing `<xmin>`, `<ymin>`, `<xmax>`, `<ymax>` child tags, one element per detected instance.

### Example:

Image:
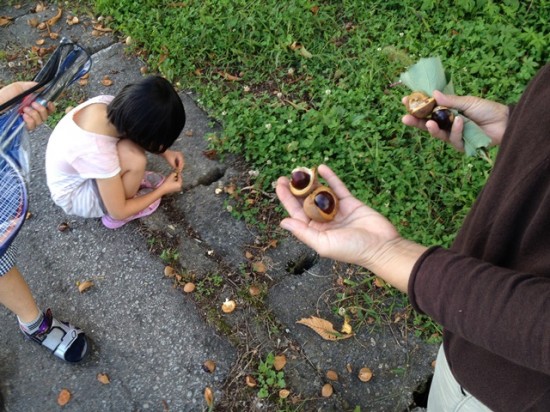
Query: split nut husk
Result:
<box><xmin>289</xmin><ymin>166</ymin><xmax>318</xmax><ymax>197</ymax></box>
<box><xmin>430</xmin><ymin>105</ymin><xmax>455</xmax><ymax>131</ymax></box>
<box><xmin>406</xmin><ymin>91</ymin><xmax>436</xmax><ymax>119</ymax></box>
<box><xmin>303</xmin><ymin>186</ymin><xmax>339</xmax><ymax>223</ymax></box>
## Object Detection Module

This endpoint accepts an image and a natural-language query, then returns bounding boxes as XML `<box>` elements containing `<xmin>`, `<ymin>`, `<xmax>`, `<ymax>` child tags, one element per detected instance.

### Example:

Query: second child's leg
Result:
<box><xmin>0</xmin><ymin>266</ymin><xmax>40</xmax><ymax>323</ymax></box>
<box><xmin>116</xmin><ymin>138</ymin><xmax>147</xmax><ymax>199</ymax></box>
<box><xmin>0</xmin><ymin>265</ymin><xmax>89</xmax><ymax>363</ymax></box>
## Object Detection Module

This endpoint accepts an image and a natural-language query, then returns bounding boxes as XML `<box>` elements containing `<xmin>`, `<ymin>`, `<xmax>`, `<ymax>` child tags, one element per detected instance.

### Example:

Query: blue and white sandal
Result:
<box><xmin>22</xmin><ymin>309</ymin><xmax>89</xmax><ymax>363</ymax></box>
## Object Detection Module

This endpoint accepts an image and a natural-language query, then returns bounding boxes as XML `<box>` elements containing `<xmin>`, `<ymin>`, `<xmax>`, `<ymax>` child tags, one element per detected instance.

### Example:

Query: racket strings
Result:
<box><xmin>0</xmin><ymin>160</ymin><xmax>26</xmax><ymax>244</ymax></box>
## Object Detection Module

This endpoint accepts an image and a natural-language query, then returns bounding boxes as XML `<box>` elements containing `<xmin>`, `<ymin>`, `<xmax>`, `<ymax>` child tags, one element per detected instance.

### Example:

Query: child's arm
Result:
<box><xmin>96</xmin><ymin>171</ymin><xmax>182</xmax><ymax>220</ymax></box>
<box><xmin>161</xmin><ymin>149</ymin><xmax>185</xmax><ymax>172</ymax></box>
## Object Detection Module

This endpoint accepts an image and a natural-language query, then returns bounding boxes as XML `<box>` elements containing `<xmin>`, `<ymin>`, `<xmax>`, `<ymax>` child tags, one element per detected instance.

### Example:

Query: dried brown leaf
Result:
<box><xmin>93</xmin><ymin>23</ymin><xmax>112</xmax><ymax>32</ymax></box>
<box><xmin>78</xmin><ymin>280</ymin><xmax>94</xmax><ymax>293</ymax></box>
<box><xmin>217</xmin><ymin>71</ymin><xmax>241</xmax><ymax>81</ymax></box>
<box><xmin>252</xmin><ymin>261</ymin><xmax>266</xmax><ymax>274</ymax></box>
<box><xmin>97</xmin><ymin>373</ymin><xmax>110</xmax><ymax>384</ymax></box>
<box><xmin>46</xmin><ymin>8</ymin><xmax>63</xmax><ymax>26</ymax></box>
<box><xmin>57</xmin><ymin>388</ymin><xmax>71</xmax><ymax>406</ymax></box>
<box><xmin>341</xmin><ymin>316</ymin><xmax>353</xmax><ymax>334</ymax></box>
<box><xmin>204</xmin><ymin>387</ymin><xmax>214</xmax><ymax>407</ymax></box>
<box><xmin>101</xmin><ymin>76</ymin><xmax>113</xmax><ymax>86</ymax></box>
<box><xmin>57</xmin><ymin>222</ymin><xmax>71</xmax><ymax>232</ymax></box>
<box><xmin>296</xmin><ymin>316</ymin><xmax>354</xmax><ymax>341</ymax></box>
<box><xmin>273</xmin><ymin>355</ymin><xmax>286</xmax><ymax>371</ymax></box>
<box><xmin>27</xmin><ymin>17</ymin><xmax>39</xmax><ymax>27</ymax></box>
<box><xmin>373</xmin><ymin>276</ymin><xmax>386</xmax><ymax>288</ymax></box>
<box><xmin>202</xmin><ymin>359</ymin><xmax>216</xmax><ymax>373</ymax></box>
<box><xmin>202</xmin><ymin>149</ymin><xmax>218</xmax><ymax>160</ymax></box>
<box><xmin>0</xmin><ymin>16</ymin><xmax>14</xmax><ymax>27</ymax></box>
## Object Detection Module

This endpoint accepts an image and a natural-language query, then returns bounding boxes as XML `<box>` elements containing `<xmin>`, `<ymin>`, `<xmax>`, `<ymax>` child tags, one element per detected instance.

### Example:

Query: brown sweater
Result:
<box><xmin>409</xmin><ymin>64</ymin><xmax>550</xmax><ymax>411</ymax></box>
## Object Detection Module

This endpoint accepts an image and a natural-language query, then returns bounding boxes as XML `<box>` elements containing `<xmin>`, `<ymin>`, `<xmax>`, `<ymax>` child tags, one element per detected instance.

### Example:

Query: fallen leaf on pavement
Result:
<box><xmin>341</xmin><ymin>316</ymin><xmax>353</xmax><ymax>334</ymax></box>
<box><xmin>97</xmin><ymin>373</ymin><xmax>110</xmax><ymax>384</ymax></box>
<box><xmin>273</xmin><ymin>354</ymin><xmax>286</xmax><ymax>371</ymax></box>
<box><xmin>204</xmin><ymin>387</ymin><xmax>214</xmax><ymax>407</ymax></box>
<box><xmin>0</xmin><ymin>16</ymin><xmax>14</xmax><ymax>27</ymax></box>
<box><xmin>78</xmin><ymin>280</ymin><xmax>94</xmax><ymax>293</ymax></box>
<box><xmin>296</xmin><ymin>316</ymin><xmax>354</xmax><ymax>341</ymax></box>
<box><xmin>46</xmin><ymin>8</ymin><xmax>63</xmax><ymax>26</ymax></box>
<box><xmin>252</xmin><ymin>261</ymin><xmax>266</xmax><ymax>273</ymax></box>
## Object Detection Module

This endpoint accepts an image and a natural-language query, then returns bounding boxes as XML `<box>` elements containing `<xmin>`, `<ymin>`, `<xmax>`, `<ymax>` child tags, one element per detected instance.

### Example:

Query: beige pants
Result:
<box><xmin>428</xmin><ymin>346</ymin><xmax>493</xmax><ymax>411</ymax></box>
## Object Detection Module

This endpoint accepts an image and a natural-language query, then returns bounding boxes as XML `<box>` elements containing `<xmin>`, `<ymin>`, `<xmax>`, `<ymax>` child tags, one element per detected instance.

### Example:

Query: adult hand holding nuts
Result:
<box><xmin>402</xmin><ymin>90</ymin><xmax>509</xmax><ymax>152</ymax></box>
<box><xmin>276</xmin><ymin>164</ymin><xmax>422</xmax><ymax>292</ymax></box>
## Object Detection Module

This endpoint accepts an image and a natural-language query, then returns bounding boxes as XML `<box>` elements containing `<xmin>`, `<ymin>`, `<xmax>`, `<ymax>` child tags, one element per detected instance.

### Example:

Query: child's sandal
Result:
<box><xmin>22</xmin><ymin>309</ymin><xmax>89</xmax><ymax>363</ymax></box>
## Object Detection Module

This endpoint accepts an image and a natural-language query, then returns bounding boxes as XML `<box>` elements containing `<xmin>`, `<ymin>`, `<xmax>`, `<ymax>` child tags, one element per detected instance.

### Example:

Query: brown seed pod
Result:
<box><xmin>221</xmin><ymin>299</ymin><xmax>236</xmax><ymax>313</ymax></box>
<box><xmin>326</xmin><ymin>370</ymin><xmax>339</xmax><ymax>381</ymax></box>
<box><xmin>183</xmin><ymin>282</ymin><xmax>196</xmax><ymax>293</ymax></box>
<box><xmin>279</xmin><ymin>389</ymin><xmax>290</xmax><ymax>399</ymax></box>
<box><xmin>245</xmin><ymin>375</ymin><xmax>257</xmax><ymax>387</ymax></box>
<box><xmin>203</xmin><ymin>359</ymin><xmax>216</xmax><ymax>373</ymax></box>
<box><xmin>303</xmin><ymin>186</ymin><xmax>339</xmax><ymax>222</ymax></box>
<box><xmin>321</xmin><ymin>383</ymin><xmax>333</xmax><ymax>397</ymax></box>
<box><xmin>358</xmin><ymin>367</ymin><xmax>373</xmax><ymax>382</ymax></box>
<box><xmin>406</xmin><ymin>91</ymin><xmax>436</xmax><ymax>119</ymax></box>
<box><xmin>249</xmin><ymin>284</ymin><xmax>261</xmax><ymax>297</ymax></box>
<box><xmin>289</xmin><ymin>166</ymin><xmax>318</xmax><ymax>197</ymax></box>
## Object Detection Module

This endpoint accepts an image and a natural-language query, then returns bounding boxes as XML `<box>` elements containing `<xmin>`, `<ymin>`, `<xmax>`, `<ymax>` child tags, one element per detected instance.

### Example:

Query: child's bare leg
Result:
<box><xmin>116</xmin><ymin>138</ymin><xmax>147</xmax><ymax>199</ymax></box>
<box><xmin>0</xmin><ymin>266</ymin><xmax>40</xmax><ymax>323</ymax></box>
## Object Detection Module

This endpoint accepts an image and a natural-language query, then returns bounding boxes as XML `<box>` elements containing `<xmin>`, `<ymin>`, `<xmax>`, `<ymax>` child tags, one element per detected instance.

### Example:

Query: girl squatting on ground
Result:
<box><xmin>45</xmin><ymin>76</ymin><xmax>186</xmax><ymax>228</ymax></box>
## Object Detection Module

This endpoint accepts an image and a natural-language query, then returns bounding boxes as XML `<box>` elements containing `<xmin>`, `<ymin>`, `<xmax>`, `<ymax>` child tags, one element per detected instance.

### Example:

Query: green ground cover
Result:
<box><xmin>94</xmin><ymin>0</ymin><xmax>550</xmax><ymax>246</ymax></box>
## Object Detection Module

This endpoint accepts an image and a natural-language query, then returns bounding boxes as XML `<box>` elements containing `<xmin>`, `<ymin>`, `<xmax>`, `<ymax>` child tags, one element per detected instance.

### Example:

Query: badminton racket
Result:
<box><xmin>0</xmin><ymin>38</ymin><xmax>92</xmax><ymax>255</ymax></box>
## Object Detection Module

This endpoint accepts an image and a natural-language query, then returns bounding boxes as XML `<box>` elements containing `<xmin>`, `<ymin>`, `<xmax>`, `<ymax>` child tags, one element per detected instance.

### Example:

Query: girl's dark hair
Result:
<box><xmin>107</xmin><ymin>76</ymin><xmax>186</xmax><ymax>153</ymax></box>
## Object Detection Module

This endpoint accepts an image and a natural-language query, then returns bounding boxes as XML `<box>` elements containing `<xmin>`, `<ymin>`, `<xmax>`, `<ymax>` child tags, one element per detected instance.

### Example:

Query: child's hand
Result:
<box><xmin>162</xmin><ymin>149</ymin><xmax>185</xmax><ymax>173</ymax></box>
<box><xmin>159</xmin><ymin>170</ymin><xmax>183</xmax><ymax>194</ymax></box>
<box><xmin>0</xmin><ymin>81</ymin><xmax>55</xmax><ymax>130</ymax></box>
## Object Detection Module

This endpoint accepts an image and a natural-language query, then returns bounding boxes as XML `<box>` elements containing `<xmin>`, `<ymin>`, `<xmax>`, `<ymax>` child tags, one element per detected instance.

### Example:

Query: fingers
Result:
<box><xmin>22</xmin><ymin>101</ymin><xmax>53</xmax><ymax>131</ymax></box>
<box><xmin>317</xmin><ymin>164</ymin><xmax>353</xmax><ymax>200</ymax></box>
